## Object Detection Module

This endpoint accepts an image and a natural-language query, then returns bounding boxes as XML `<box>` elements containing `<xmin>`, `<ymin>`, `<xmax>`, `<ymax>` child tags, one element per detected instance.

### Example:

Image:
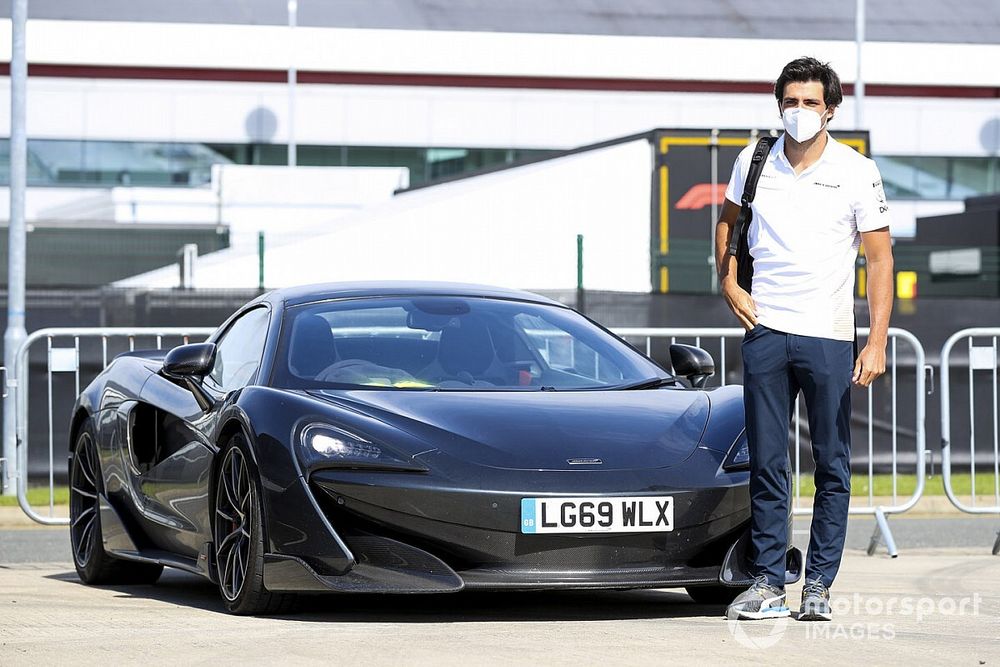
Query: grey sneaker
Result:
<box><xmin>725</xmin><ymin>574</ymin><xmax>790</xmax><ymax>620</ymax></box>
<box><xmin>798</xmin><ymin>578</ymin><xmax>833</xmax><ymax>621</ymax></box>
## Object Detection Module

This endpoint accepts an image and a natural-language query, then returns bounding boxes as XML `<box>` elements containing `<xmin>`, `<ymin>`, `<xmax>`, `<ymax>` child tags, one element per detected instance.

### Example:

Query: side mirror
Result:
<box><xmin>162</xmin><ymin>343</ymin><xmax>216</xmax><ymax>378</ymax></box>
<box><xmin>669</xmin><ymin>344</ymin><xmax>715</xmax><ymax>389</ymax></box>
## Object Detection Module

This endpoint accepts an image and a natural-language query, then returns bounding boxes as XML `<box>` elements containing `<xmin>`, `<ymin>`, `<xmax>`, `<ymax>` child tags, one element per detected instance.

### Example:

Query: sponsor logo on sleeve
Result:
<box><xmin>873</xmin><ymin>179</ymin><xmax>889</xmax><ymax>213</ymax></box>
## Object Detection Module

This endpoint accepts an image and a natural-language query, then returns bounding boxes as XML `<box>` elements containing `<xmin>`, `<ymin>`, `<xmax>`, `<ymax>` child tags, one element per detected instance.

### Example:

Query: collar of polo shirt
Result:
<box><xmin>772</xmin><ymin>132</ymin><xmax>844</xmax><ymax>176</ymax></box>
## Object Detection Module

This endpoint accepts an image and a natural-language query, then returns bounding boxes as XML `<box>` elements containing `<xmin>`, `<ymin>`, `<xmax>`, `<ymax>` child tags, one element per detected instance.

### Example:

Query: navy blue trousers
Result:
<box><xmin>741</xmin><ymin>324</ymin><xmax>853</xmax><ymax>589</ymax></box>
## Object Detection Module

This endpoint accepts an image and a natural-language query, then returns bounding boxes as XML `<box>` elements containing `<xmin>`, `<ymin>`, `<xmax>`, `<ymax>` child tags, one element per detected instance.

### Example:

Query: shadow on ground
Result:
<box><xmin>45</xmin><ymin>568</ymin><xmax>729</xmax><ymax>621</ymax></box>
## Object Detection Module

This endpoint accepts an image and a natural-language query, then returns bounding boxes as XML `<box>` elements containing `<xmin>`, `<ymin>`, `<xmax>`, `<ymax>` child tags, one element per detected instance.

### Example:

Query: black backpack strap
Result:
<box><xmin>727</xmin><ymin>136</ymin><xmax>777</xmax><ymax>256</ymax></box>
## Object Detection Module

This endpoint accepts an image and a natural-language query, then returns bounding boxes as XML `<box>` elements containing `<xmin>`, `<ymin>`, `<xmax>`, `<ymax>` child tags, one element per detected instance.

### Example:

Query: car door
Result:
<box><xmin>126</xmin><ymin>306</ymin><xmax>271</xmax><ymax>559</ymax></box>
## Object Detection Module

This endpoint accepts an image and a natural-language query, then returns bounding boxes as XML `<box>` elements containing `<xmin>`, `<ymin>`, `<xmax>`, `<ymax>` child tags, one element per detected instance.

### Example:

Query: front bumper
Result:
<box><xmin>261</xmin><ymin>468</ymin><xmax>798</xmax><ymax>594</ymax></box>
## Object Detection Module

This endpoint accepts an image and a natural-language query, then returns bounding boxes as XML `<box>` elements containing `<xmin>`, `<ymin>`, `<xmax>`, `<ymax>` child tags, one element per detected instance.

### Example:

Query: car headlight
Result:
<box><xmin>299</xmin><ymin>423</ymin><xmax>426</xmax><ymax>472</ymax></box>
<box><xmin>722</xmin><ymin>431</ymin><xmax>750</xmax><ymax>471</ymax></box>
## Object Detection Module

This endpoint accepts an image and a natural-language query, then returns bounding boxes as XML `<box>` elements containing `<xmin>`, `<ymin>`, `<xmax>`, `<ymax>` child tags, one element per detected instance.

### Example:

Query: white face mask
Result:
<box><xmin>782</xmin><ymin>107</ymin><xmax>827</xmax><ymax>143</ymax></box>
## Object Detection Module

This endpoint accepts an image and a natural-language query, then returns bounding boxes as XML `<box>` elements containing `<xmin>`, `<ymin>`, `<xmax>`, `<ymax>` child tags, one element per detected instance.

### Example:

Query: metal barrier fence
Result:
<box><xmin>614</xmin><ymin>327</ymin><xmax>929</xmax><ymax>557</ymax></box>
<box><xmin>12</xmin><ymin>327</ymin><xmax>216</xmax><ymax>525</ymax></box>
<box><xmin>939</xmin><ymin>328</ymin><xmax>1000</xmax><ymax>555</ymax></box>
<box><xmin>9</xmin><ymin>325</ymin><xmax>929</xmax><ymax>558</ymax></box>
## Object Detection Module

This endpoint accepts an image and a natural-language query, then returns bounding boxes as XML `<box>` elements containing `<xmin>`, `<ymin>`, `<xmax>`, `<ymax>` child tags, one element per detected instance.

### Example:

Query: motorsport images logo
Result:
<box><xmin>725</xmin><ymin>592</ymin><xmax>983</xmax><ymax>648</ymax></box>
<box><xmin>726</xmin><ymin>612</ymin><xmax>790</xmax><ymax>649</ymax></box>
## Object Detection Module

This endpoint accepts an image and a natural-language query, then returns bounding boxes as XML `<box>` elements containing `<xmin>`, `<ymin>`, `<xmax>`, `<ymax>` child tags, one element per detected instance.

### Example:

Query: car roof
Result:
<box><xmin>257</xmin><ymin>281</ymin><xmax>566</xmax><ymax>309</ymax></box>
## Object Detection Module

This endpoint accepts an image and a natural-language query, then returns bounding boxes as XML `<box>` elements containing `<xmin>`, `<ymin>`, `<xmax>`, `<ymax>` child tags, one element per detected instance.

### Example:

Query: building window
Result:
<box><xmin>0</xmin><ymin>138</ymin><xmax>555</xmax><ymax>189</ymax></box>
<box><xmin>874</xmin><ymin>155</ymin><xmax>1000</xmax><ymax>201</ymax></box>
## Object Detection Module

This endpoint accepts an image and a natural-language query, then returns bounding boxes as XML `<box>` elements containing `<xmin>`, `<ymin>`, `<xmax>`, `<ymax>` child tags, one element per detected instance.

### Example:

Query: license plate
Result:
<box><xmin>520</xmin><ymin>496</ymin><xmax>674</xmax><ymax>534</ymax></box>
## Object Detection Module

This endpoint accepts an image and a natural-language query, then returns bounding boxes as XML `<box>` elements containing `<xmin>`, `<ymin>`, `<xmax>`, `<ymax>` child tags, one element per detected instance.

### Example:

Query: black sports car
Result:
<box><xmin>69</xmin><ymin>282</ymin><xmax>800</xmax><ymax>614</ymax></box>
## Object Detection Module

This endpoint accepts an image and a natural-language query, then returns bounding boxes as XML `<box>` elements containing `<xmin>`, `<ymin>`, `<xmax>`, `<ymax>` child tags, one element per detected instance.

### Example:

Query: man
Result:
<box><xmin>715</xmin><ymin>57</ymin><xmax>894</xmax><ymax>622</ymax></box>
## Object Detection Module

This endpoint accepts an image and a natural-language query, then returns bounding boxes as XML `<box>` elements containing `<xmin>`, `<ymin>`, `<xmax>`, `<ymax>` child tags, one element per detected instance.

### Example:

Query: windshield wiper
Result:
<box><xmin>616</xmin><ymin>377</ymin><xmax>676</xmax><ymax>390</ymax></box>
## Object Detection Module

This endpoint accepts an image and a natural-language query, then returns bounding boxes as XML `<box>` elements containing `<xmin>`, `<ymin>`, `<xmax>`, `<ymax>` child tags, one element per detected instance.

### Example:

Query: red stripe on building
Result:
<box><xmin>0</xmin><ymin>63</ymin><xmax>997</xmax><ymax>98</ymax></box>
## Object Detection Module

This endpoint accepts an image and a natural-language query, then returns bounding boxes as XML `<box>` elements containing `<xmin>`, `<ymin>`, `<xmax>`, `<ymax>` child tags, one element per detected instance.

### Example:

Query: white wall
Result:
<box><xmin>1</xmin><ymin>20</ymin><xmax>997</xmax><ymax>88</ymax></box>
<box><xmin>211</xmin><ymin>164</ymin><xmax>409</xmax><ymax>234</ymax></box>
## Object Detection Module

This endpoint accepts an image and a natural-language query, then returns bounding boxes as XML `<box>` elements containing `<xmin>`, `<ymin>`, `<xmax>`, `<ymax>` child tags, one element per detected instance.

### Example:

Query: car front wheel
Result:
<box><xmin>214</xmin><ymin>433</ymin><xmax>296</xmax><ymax>615</ymax></box>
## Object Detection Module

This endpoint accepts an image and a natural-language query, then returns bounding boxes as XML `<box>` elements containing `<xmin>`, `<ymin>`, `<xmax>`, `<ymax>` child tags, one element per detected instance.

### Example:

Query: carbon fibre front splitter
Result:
<box><xmin>262</xmin><ymin>551</ymin><xmax>730</xmax><ymax>594</ymax></box>
<box><xmin>263</xmin><ymin>553</ymin><xmax>465</xmax><ymax>594</ymax></box>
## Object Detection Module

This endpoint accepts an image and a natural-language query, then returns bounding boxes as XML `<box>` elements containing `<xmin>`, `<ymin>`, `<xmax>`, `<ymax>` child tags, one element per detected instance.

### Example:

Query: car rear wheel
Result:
<box><xmin>214</xmin><ymin>433</ymin><xmax>296</xmax><ymax>615</ymax></box>
<box><xmin>685</xmin><ymin>584</ymin><xmax>739</xmax><ymax>605</ymax></box>
<box><xmin>70</xmin><ymin>419</ymin><xmax>163</xmax><ymax>585</ymax></box>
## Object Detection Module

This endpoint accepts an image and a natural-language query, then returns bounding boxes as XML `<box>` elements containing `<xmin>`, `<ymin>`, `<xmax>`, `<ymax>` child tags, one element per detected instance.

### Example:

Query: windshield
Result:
<box><xmin>271</xmin><ymin>296</ymin><xmax>668</xmax><ymax>391</ymax></box>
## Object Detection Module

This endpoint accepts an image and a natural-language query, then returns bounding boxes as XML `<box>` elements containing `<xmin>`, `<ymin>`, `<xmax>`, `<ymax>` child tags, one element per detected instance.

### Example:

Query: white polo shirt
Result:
<box><xmin>724</xmin><ymin>133</ymin><xmax>891</xmax><ymax>342</ymax></box>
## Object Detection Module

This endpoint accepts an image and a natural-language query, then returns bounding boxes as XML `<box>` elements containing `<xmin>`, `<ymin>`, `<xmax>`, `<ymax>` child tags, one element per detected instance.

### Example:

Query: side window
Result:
<box><xmin>514</xmin><ymin>313</ymin><xmax>625</xmax><ymax>383</ymax></box>
<box><xmin>205</xmin><ymin>308</ymin><xmax>270</xmax><ymax>393</ymax></box>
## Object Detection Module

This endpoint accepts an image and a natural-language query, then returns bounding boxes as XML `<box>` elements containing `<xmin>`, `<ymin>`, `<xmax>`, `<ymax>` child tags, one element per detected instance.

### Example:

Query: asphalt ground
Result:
<box><xmin>2</xmin><ymin>517</ymin><xmax>1000</xmax><ymax>665</ymax></box>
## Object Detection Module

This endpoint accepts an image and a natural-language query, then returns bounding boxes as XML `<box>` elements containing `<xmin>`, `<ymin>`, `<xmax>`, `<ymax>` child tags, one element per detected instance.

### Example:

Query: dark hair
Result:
<box><xmin>774</xmin><ymin>57</ymin><xmax>844</xmax><ymax>108</ymax></box>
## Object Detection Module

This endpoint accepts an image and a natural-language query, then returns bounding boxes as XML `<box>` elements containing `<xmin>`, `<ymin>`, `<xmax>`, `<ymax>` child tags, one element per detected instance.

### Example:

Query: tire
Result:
<box><xmin>70</xmin><ymin>419</ymin><xmax>163</xmax><ymax>585</ymax></box>
<box><xmin>213</xmin><ymin>433</ymin><xmax>296</xmax><ymax>615</ymax></box>
<box><xmin>685</xmin><ymin>584</ymin><xmax>739</xmax><ymax>605</ymax></box>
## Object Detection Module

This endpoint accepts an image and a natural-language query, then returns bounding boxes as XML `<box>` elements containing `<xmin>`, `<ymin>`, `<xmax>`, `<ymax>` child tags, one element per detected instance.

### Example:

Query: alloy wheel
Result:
<box><xmin>215</xmin><ymin>446</ymin><xmax>253</xmax><ymax>601</ymax></box>
<box><xmin>70</xmin><ymin>432</ymin><xmax>100</xmax><ymax>567</ymax></box>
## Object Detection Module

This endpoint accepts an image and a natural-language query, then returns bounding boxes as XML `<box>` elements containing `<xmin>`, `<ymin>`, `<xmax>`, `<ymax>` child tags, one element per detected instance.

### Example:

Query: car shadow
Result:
<box><xmin>46</xmin><ymin>568</ymin><xmax>225</xmax><ymax>613</ymax></box>
<box><xmin>46</xmin><ymin>569</ymin><xmax>729</xmax><ymax>621</ymax></box>
<box><xmin>290</xmin><ymin>589</ymin><xmax>728</xmax><ymax>623</ymax></box>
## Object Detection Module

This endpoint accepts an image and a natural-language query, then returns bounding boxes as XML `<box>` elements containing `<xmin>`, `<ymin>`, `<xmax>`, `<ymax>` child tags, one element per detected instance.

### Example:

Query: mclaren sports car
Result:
<box><xmin>68</xmin><ymin>282</ymin><xmax>800</xmax><ymax>614</ymax></box>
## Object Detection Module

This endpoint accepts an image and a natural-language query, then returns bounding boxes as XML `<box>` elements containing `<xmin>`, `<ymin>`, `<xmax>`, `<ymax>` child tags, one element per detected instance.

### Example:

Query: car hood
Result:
<box><xmin>309</xmin><ymin>388</ymin><xmax>710</xmax><ymax>471</ymax></box>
